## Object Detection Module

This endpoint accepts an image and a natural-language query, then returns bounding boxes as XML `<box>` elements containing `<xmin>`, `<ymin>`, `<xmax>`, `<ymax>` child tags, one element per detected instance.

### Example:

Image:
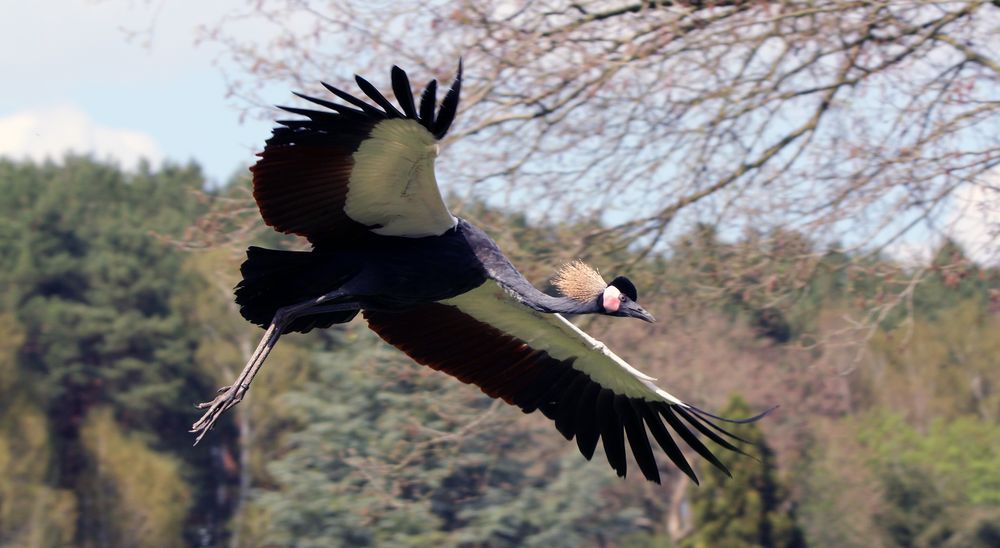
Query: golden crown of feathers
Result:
<box><xmin>553</xmin><ymin>260</ymin><xmax>607</xmax><ymax>302</ymax></box>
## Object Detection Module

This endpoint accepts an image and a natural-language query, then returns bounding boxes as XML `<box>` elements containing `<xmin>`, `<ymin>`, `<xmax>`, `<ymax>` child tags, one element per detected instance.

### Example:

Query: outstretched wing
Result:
<box><xmin>364</xmin><ymin>280</ymin><xmax>771</xmax><ymax>484</ymax></box>
<box><xmin>251</xmin><ymin>63</ymin><xmax>462</xmax><ymax>247</ymax></box>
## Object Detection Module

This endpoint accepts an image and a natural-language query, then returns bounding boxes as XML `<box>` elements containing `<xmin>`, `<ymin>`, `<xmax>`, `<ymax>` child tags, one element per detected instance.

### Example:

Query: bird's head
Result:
<box><xmin>553</xmin><ymin>261</ymin><xmax>656</xmax><ymax>323</ymax></box>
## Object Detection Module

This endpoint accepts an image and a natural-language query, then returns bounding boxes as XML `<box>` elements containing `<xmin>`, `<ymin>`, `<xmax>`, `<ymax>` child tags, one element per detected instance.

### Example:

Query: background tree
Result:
<box><xmin>0</xmin><ymin>158</ymin><xmax>226</xmax><ymax>545</ymax></box>
<box><xmin>681</xmin><ymin>395</ymin><xmax>807</xmax><ymax>548</ymax></box>
<box><xmin>0</xmin><ymin>155</ymin><xmax>996</xmax><ymax>545</ymax></box>
<box><xmin>859</xmin><ymin>412</ymin><xmax>1000</xmax><ymax>547</ymax></box>
<box><xmin>201</xmin><ymin>0</ymin><xmax>1000</xmax><ymax>340</ymax></box>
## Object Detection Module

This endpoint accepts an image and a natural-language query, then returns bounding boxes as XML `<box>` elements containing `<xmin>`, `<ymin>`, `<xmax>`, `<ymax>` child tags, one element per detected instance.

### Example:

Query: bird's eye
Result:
<box><xmin>619</xmin><ymin>294</ymin><xmax>626</xmax><ymax>302</ymax></box>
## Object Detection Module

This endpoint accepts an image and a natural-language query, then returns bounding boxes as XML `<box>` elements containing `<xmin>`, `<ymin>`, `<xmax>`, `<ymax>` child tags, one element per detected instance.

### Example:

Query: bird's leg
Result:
<box><xmin>190</xmin><ymin>295</ymin><xmax>360</xmax><ymax>444</ymax></box>
<box><xmin>190</xmin><ymin>321</ymin><xmax>282</xmax><ymax>444</ymax></box>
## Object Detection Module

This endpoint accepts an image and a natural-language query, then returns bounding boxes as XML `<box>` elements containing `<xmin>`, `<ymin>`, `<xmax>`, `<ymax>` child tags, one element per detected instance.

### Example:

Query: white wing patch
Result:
<box><xmin>440</xmin><ymin>281</ymin><xmax>688</xmax><ymax>405</ymax></box>
<box><xmin>345</xmin><ymin>118</ymin><xmax>457</xmax><ymax>237</ymax></box>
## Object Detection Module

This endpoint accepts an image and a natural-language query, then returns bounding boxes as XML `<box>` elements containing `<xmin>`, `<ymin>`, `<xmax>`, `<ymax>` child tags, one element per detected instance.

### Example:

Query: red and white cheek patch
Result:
<box><xmin>603</xmin><ymin>285</ymin><xmax>621</xmax><ymax>312</ymax></box>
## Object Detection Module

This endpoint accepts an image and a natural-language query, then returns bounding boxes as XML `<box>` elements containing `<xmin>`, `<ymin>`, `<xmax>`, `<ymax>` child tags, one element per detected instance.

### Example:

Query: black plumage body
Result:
<box><xmin>236</xmin><ymin>219</ymin><xmax>604</xmax><ymax>333</ymax></box>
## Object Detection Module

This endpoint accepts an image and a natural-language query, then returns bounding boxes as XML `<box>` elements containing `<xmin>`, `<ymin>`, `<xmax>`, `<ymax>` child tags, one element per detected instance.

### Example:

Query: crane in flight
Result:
<box><xmin>191</xmin><ymin>62</ymin><xmax>771</xmax><ymax>484</ymax></box>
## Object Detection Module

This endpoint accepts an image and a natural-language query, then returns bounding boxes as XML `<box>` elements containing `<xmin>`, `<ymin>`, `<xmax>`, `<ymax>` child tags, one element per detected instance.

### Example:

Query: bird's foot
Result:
<box><xmin>190</xmin><ymin>384</ymin><xmax>246</xmax><ymax>445</ymax></box>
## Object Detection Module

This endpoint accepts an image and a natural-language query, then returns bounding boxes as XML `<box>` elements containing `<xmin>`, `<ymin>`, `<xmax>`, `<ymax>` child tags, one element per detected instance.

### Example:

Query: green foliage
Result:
<box><xmin>0</xmin><ymin>388</ymin><xmax>78</xmax><ymax>546</ymax></box>
<box><xmin>859</xmin><ymin>413</ymin><xmax>1000</xmax><ymax>507</ymax></box>
<box><xmin>913</xmin><ymin>240</ymin><xmax>997</xmax><ymax>318</ymax></box>
<box><xmin>0</xmin><ymin>303</ymin><xmax>78</xmax><ymax>547</ymax></box>
<box><xmin>0</xmin><ymin>157</ymin><xmax>221</xmax><ymax>545</ymax></box>
<box><xmin>246</xmin><ymin>326</ymin><xmax>641</xmax><ymax>547</ymax></box>
<box><xmin>796</xmin><ymin>420</ymin><xmax>885</xmax><ymax>547</ymax></box>
<box><xmin>662</xmin><ymin>225</ymin><xmax>848</xmax><ymax>343</ymax></box>
<box><xmin>682</xmin><ymin>396</ymin><xmax>806</xmax><ymax>548</ymax></box>
<box><xmin>866</xmin><ymin>300</ymin><xmax>1000</xmax><ymax>423</ymax></box>
<box><xmin>1</xmin><ymin>158</ymin><xmax>207</xmax><ymax>426</ymax></box>
<box><xmin>79</xmin><ymin>407</ymin><xmax>193</xmax><ymax>547</ymax></box>
<box><xmin>0</xmin><ymin>156</ymin><xmax>998</xmax><ymax>546</ymax></box>
<box><xmin>852</xmin><ymin>412</ymin><xmax>1000</xmax><ymax>547</ymax></box>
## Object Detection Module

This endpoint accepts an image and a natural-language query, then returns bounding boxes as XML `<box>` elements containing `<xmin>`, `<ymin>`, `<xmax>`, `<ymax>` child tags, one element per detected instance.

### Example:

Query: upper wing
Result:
<box><xmin>251</xmin><ymin>63</ymin><xmax>462</xmax><ymax>247</ymax></box>
<box><xmin>363</xmin><ymin>280</ymin><xmax>770</xmax><ymax>484</ymax></box>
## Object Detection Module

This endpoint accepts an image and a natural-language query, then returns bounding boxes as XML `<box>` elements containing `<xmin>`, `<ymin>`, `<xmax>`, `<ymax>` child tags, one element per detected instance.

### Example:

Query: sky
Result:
<box><xmin>0</xmin><ymin>0</ymin><xmax>274</xmax><ymax>185</ymax></box>
<box><xmin>1</xmin><ymin>1</ymin><xmax>996</xmax><ymax>264</ymax></box>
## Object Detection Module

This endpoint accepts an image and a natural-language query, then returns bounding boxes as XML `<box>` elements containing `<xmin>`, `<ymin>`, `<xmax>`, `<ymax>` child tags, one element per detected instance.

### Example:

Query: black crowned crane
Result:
<box><xmin>191</xmin><ymin>62</ymin><xmax>772</xmax><ymax>484</ymax></box>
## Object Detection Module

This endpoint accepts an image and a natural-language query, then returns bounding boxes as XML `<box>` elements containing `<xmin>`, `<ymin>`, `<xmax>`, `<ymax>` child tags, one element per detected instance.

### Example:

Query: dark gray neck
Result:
<box><xmin>493</xmin><ymin>271</ymin><xmax>603</xmax><ymax>315</ymax></box>
<box><xmin>459</xmin><ymin>218</ymin><xmax>604</xmax><ymax>316</ymax></box>
<box><xmin>511</xmin><ymin>282</ymin><xmax>602</xmax><ymax>314</ymax></box>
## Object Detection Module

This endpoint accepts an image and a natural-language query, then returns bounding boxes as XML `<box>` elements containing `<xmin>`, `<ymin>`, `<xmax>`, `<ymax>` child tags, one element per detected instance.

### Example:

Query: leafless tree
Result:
<box><xmin>200</xmin><ymin>0</ymin><xmax>1000</xmax><ymax>335</ymax></box>
<box><xmin>163</xmin><ymin>4</ymin><xmax>1000</xmax><ymax>540</ymax></box>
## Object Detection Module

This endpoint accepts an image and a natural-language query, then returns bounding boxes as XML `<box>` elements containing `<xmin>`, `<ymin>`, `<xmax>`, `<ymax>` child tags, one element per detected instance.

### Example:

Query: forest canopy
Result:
<box><xmin>0</xmin><ymin>156</ymin><xmax>997</xmax><ymax>546</ymax></box>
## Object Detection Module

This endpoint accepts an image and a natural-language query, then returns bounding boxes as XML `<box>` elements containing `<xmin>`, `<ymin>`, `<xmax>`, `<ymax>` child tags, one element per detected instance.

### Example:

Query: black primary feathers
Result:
<box><xmin>432</xmin><ymin>60</ymin><xmax>462</xmax><ymax>138</ymax></box>
<box><xmin>391</xmin><ymin>66</ymin><xmax>417</xmax><ymax>118</ymax></box>
<box><xmin>288</xmin><ymin>61</ymin><xmax>463</xmax><ymax>139</ymax></box>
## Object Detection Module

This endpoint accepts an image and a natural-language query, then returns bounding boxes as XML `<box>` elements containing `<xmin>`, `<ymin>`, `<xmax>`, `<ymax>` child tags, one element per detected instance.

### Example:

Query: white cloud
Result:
<box><xmin>948</xmin><ymin>172</ymin><xmax>1000</xmax><ymax>265</ymax></box>
<box><xmin>0</xmin><ymin>2</ymin><xmax>294</xmax><ymax>184</ymax></box>
<box><xmin>0</xmin><ymin>105</ymin><xmax>162</xmax><ymax>170</ymax></box>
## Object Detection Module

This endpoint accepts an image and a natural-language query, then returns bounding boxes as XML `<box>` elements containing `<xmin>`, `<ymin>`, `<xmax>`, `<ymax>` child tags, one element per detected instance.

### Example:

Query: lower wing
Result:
<box><xmin>364</xmin><ymin>280</ymin><xmax>772</xmax><ymax>484</ymax></box>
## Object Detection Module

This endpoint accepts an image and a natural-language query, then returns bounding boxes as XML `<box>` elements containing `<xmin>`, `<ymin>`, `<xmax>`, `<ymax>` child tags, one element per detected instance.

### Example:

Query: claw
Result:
<box><xmin>190</xmin><ymin>385</ymin><xmax>246</xmax><ymax>444</ymax></box>
<box><xmin>190</xmin><ymin>328</ymin><xmax>278</xmax><ymax>445</ymax></box>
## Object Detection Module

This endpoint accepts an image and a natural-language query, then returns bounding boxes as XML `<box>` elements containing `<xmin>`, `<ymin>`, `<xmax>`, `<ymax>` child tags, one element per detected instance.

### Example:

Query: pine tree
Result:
<box><xmin>0</xmin><ymin>157</ymin><xmax>221</xmax><ymax>545</ymax></box>
<box><xmin>682</xmin><ymin>396</ymin><xmax>806</xmax><ymax>548</ymax></box>
<box><xmin>246</xmin><ymin>322</ymin><xmax>647</xmax><ymax>547</ymax></box>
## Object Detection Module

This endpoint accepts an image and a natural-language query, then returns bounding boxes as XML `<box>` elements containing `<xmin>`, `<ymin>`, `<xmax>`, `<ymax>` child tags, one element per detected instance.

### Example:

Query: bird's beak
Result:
<box><xmin>623</xmin><ymin>302</ymin><xmax>656</xmax><ymax>323</ymax></box>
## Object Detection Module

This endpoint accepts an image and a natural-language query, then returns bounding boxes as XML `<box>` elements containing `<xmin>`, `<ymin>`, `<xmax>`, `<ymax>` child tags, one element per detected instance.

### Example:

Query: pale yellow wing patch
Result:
<box><xmin>345</xmin><ymin>118</ymin><xmax>457</xmax><ymax>237</ymax></box>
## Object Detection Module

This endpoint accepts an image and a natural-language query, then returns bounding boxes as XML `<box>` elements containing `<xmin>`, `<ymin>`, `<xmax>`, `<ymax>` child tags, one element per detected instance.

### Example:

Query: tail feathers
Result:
<box><xmin>235</xmin><ymin>246</ymin><xmax>360</xmax><ymax>333</ymax></box>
